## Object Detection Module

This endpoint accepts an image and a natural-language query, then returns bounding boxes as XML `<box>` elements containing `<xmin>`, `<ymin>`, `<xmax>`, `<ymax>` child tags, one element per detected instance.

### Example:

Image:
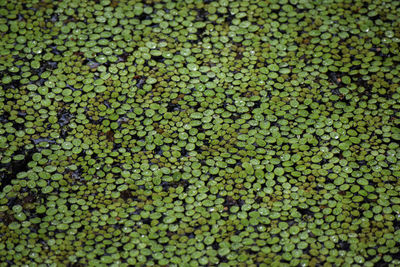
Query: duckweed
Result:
<box><xmin>1</xmin><ymin>0</ymin><xmax>400</xmax><ymax>266</ymax></box>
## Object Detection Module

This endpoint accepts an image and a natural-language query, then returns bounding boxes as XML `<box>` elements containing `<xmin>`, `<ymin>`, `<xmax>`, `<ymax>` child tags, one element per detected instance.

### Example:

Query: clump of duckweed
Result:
<box><xmin>1</xmin><ymin>0</ymin><xmax>400</xmax><ymax>266</ymax></box>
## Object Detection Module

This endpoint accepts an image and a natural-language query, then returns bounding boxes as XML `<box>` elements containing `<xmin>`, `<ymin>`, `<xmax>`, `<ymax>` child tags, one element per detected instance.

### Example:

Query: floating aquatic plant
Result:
<box><xmin>0</xmin><ymin>0</ymin><xmax>400</xmax><ymax>266</ymax></box>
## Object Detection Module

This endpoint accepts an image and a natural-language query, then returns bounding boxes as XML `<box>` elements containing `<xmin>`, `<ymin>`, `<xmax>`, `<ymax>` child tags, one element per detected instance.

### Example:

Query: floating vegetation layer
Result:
<box><xmin>0</xmin><ymin>0</ymin><xmax>400</xmax><ymax>266</ymax></box>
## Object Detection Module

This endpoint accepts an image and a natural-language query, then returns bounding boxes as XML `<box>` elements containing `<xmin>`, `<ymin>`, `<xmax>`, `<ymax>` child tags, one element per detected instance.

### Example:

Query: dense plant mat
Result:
<box><xmin>0</xmin><ymin>0</ymin><xmax>400</xmax><ymax>266</ymax></box>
